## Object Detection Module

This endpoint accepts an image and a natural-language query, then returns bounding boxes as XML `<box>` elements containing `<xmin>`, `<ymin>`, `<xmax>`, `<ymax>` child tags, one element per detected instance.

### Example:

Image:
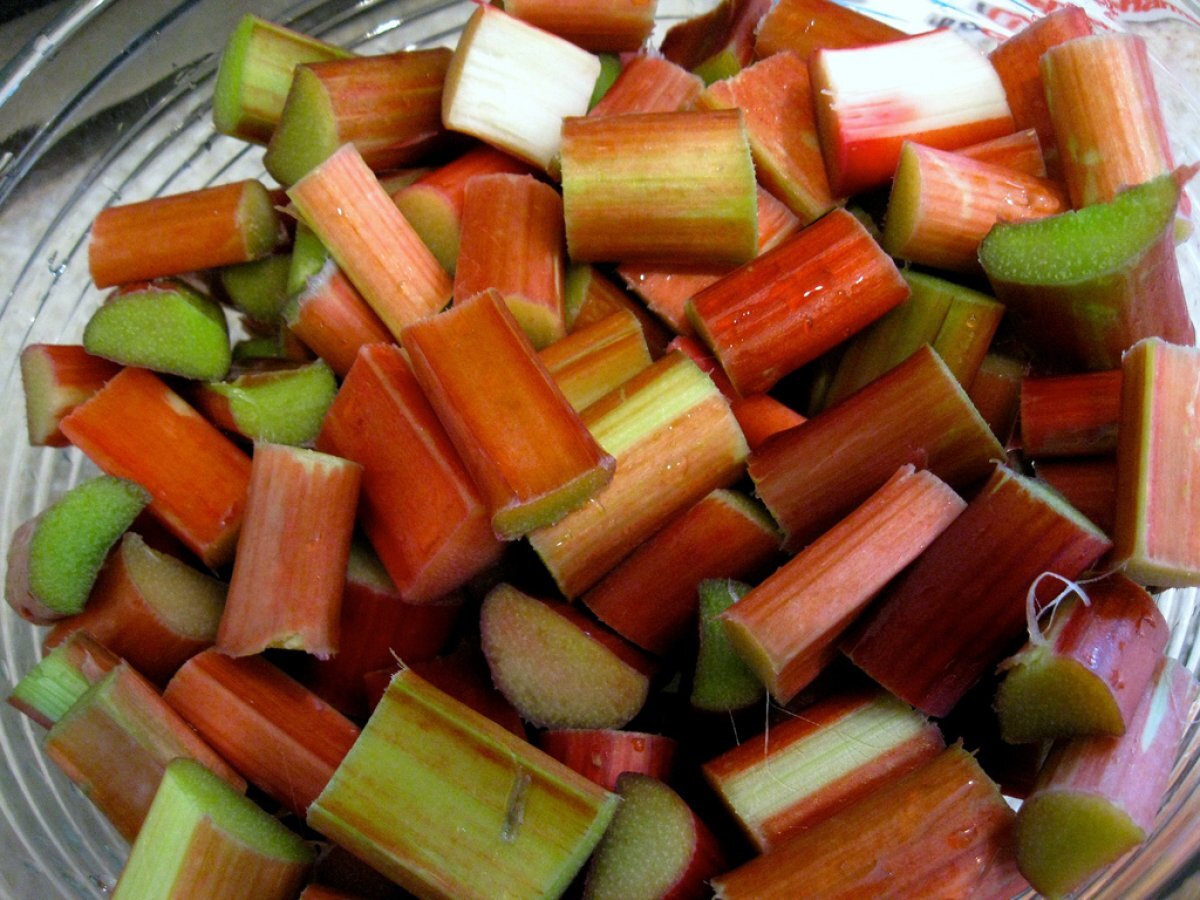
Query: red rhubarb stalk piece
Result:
<box><xmin>59</xmin><ymin>367</ymin><xmax>252</xmax><ymax>569</ymax></box>
<box><xmin>403</xmin><ymin>289</ymin><xmax>615</xmax><ymax>539</ymax></box>
<box><xmin>540</xmin><ymin>729</ymin><xmax>678</xmax><ymax>791</ymax></box>
<box><xmin>315</xmin><ymin>342</ymin><xmax>503</xmax><ymax>602</ymax></box>
<box><xmin>19</xmin><ymin>344</ymin><xmax>121</xmax><ymax>447</ymax></box>
<box><xmin>749</xmin><ymin>344</ymin><xmax>1001</xmax><ymax>550</ymax></box>
<box><xmin>843</xmin><ymin>463</ymin><xmax>1112</xmax><ymax>717</ymax></box>
<box><xmin>967</xmin><ymin>352</ymin><xmax>1027</xmax><ymax>447</ymax></box>
<box><xmin>503</xmin><ymin>0</ymin><xmax>657</xmax><ymax>53</ymax></box>
<box><xmin>539</xmin><ymin>308</ymin><xmax>653</xmax><ymax>412</ymax></box>
<box><xmin>565</xmin><ymin>262</ymin><xmax>673</xmax><ymax>358</ymax></box>
<box><xmin>283</xmin><ymin>259</ymin><xmax>393</xmax><ymax>378</ymax></box>
<box><xmin>754</xmin><ymin>0</ymin><xmax>904</xmax><ymax>61</ymax></box>
<box><xmin>164</xmin><ymin>648</ymin><xmax>360</xmax><ymax>819</ymax></box>
<box><xmin>660</xmin><ymin>0</ymin><xmax>769</xmax><ymax>80</ymax></box>
<box><xmin>582</xmin><ymin>488</ymin><xmax>782</xmax><ymax>655</ymax></box>
<box><xmin>1020</xmin><ymin>369</ymin><xmax>1122</xmax><ymax>458</ymax></box>
<box><xmin>688</xmin><ymin>207</ymin><xmax>909</xmax><ymax>396</ymax></box>
<box><xmin>88</xmin><ymin>180</ymin><xmax>283</xmax><ymax>289</ymax></box>
<box><xmin>995</xmin><ymin>573</ymin><xmax>1169</xmax><ymax>743</ymax></box>
<box><xmin>587</xmin><ymin>54</ymin><xmax>703</xmax><ymax>118</ymax></box>
<box><xmin>217</xmin><ymin>443</ymin><xmax>361</xmax><ymax>659</ymax></box>
<box><xmin>958</xmin><ymin>127</ymin><xmax>1049</xmax><ymax>178</ymax></box>
<box><xmin>1034</xmin><ymin>457</ymin><xmax>1118</xmax><ymax>536</ymax></box>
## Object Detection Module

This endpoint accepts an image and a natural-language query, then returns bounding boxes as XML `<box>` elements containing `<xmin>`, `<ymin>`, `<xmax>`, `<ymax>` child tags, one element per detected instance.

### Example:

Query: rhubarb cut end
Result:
<box><xmin>490</xmin><ymin>456</ymin><xmax>615</xmax><ymax>539</ymax></box>
<box><xmin>995</xmin><ymin>649</ymin><xmax>1125</xmax><ymax>744</ymax></box>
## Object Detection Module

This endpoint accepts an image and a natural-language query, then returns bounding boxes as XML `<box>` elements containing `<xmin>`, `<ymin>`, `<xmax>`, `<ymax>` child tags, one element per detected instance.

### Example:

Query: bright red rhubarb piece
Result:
<box><xmin>995</xmin><ymin>573</ymin><xmax>1168</xmax><ymax>744</ymax></box>
<box><xmin>284</xmin><ymin>259</ymin><xmax>393</xmax><ymax>378</ymax></box>
<box><xmin>164</xmin><ymin>648</ymin><xmax>360</xmax><ymax>819</ymax></box>
<box><xmin>88</xmin><ymin>180</ymin><xmax>283</xmax><ymax>289</ymax></box>
<box><xmin>1020</xmin><ymin>369</ymin><xmax>1122</xmax><ymax>458</ymax></box>
<box><xmin>660</xmin><ymin>0</ymin><xmax>769</xmax><ymax>82</ymax></box>
<box><xmin>688</xmin><ymin>207</ymin><xmax>908</xmax><ymax>396</ymax></box>
<box><xmin>1034</xmin><ymin>457</ymin><xmax>1118</xmax><ymax>536</ymax></box>
<box><xmin>754</xmin><ymin>0</ymin><xmax>904</xmax><ymax>61</ymax></box>
<box><xmin>217</xmin><ymin>443</ymin><xmax>361</xmax><ymax>659</ymax></box>
<box><xmin>1113</xmin><ymin>337</ymin><xmax>1200</xmax><ymax>587</ymax></box>
<box><xmin>540</xmin><ymin>729</ymin><xmax>678</xmax><ymax>791</ymax></box>
<box><xmin>711</xmin><ymin>746</ymin><xmax>1020</xmax><ymax>899</ymax></box>
<box><xmin>59</xmin><ymin>367</ymin><xmax>252</xmax><ymax>569</ymax></box>
<box><xmin>843</xmin><ymin>463</ymin><xmax>1112</xmax><ymax>718</ymax></box>
<box><xmin>722</xmin><ymin>465</ymin><xmax>965</xmax><ymax>704</ymax></box>
<box><xmin>503</xmin><ymin>0</ymin><xmax>657</xmax><ymax>53</ymax></box>
<box><xmin>565</xmin><ymin>262</ymin><xmax>673</xmax><ymax>357</ymax></box>
<box><xmin>810</xmin><ymin>29</ymin><xmax>1014</xmax><ymax>197</ymax></box>
<box><xmin>958</xmin><ymin>127</ymin><xmax>1049</xmax><ymax>177</ymax></box>
<box><xmin>749</xmin><ymin>344</ymin><xmax>1001</xmax><ymax>550</ymax></box>
<box><xmin>587</xmin><ymin>54</ymin><xmax>703</xmax><ymax>117</ymax></box>
<box><xmin>315</xmin><ymin>342</ymin><xmax>503</xmax><ymax>602</ymax></box>
<box><xmin>968</xmin><ymin>351</ymin><xmax>1027</xmax><ymax>447</ymax></box>
<box><xmin>287</xmin><ymin>143</ymin><xmax>451</xmax><ymax>341</ymax></box>
<box><xmin>1015</xmin><ymin>657</ymin><xmax>1198</xmax><ymax>897</ymax></box>
<box><xmin>20</xmin><ymin>344</ymin><xmax>121</xmax><ymax>446</ymax></box>
<box><xmin>582</xmin><ymin>488</ymin><xmax>782</xmax><ymax>655</ymax></box>
<box><xmin>403</xmin><ymin>289</ymin><xmax>615</xmax><ymax>539</ymax></box>
<box><xmin>703</xmin><ymin>686</ymin><xmax>945</xmax><ymax>851</ymax></box>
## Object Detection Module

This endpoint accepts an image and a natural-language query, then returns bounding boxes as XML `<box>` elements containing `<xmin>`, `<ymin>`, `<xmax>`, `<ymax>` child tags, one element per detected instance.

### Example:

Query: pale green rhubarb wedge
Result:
<box><xmin>5</xmin><ymin>476</ymin><xmax>149</xmax><ymax>623</ymax></box>
<box><xmin>113</xmin><ymin>758</ymin><xmax>314</xmax><ymax>900</ymax></box>
<box><xmin>691</xmin><ymin>579</ymin><xmax>764</xmax><ymax>713</ymax></box>
<box><xmin>307</xmin><ymin>667</ymin><xmax>619</xmax><ymax>899</ymax></box>
<box><xmin>190</xmin><ymin>360</ymin><xmax>338</xmax><ymax>446</ymax></box>
<box><xmin>219</xmin><ymin>254</ymin><xmax>292</xmax><ymax>327</ymax></box>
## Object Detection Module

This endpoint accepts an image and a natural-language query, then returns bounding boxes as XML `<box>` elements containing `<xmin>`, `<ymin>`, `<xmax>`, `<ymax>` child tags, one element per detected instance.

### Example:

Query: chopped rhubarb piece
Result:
<box><xmin>481</xmin><ymin>583</ymin><xmax>652</xmax><ymax>729</ymax></box>
<box><xmin>1015</xmin><ymin>657</ymin><xmax>1198</xmax><ymax>897</ymax></box>
<box><xmin>979</xmin><ymin>173</ymin><xmax>1193</xmax><ymax>371</ymax></box>
<box><xmin>750</xmin><ymin>345</ymin><xmax>1002</xmax><ymax>549</ymax></box>
<box><xmin>218</xmin><ymin>253</ymin><xmax>291</xmax><ymax>327</ymax></box>
<box><xmin>669</xmin><ymin>334</ymin><xmax>806</xmax><ymax>450</ymax></box>
<box><xmin>212</xmin><ymin>14</ymin><xmax>351</xmax><ymax>144</ymax></box>
<box><xmin>112</xmin><ymin>758</ymin><xmax>314</xmax><ymax>900</ymax></box>
<box><xmin>958</xmin><ymin>127</ymin><xmax>1048</xmax><ymax>178</ymax></box>
<box><xmin>1021</xmin><ymin>369</ymin><xmax>1122</xmax><ymax>458</ymax></box>
<box><xmin>584</xmin><ymin>773</ymin><xmax>726</xmax><ymax>900</ymax></box>
<box><xmin>264</xmin><ymin>49</ymin><xmax>451</xmax><ymax>185</ymax></box>
<box><xmin>59</xmin><ymin>367</ymin><xmax>253</xmax><ymax>568</ymax></box>
<box><xmin>722</xmin><ymin>465</ymin><xmax>965</xmax><ymax>704</ymax></box>
<box><xmin>882</xmin><ymin>141</ymin><xmax>1069</xmax><ymax>272</ymax></box>
<box><xmin>1042</xmin><ymin>33</ymin><xmax>1175</xmax><ymax>208</ymax></box>
<box><xmin>44</xmin><ymin>532</ymin><xmax>225</xmax><ymax>686</ymax></box>
<box><xmin>392</xmin><ymin>145</ymin><xmax>535</xmax><ymax>274</ymax></box>
<box><xmin>1114</xmin><ymin>338</ymin><xmax>1200</xmax><ymax>586</ymax></box>
<box><xmin>5</xmin><ymin>475</ymin><xmax>148</xmax><ymax>623</ymax></box>
<box><xmin>618</xmin><ymin>186</ymin><xmax>800</xmax><ymax>337</ymax></box>
<box><xmin>699</xmin><ymin>51</ymin><xmax>837</xmax><ymax>223</ymax></box>
<box><xmin>442</xmin><ymin>4</ymin><xmax>601</xmax><ymax>171</ymax></box>
<box><xmin>83</xmin><ymin>279</ymin><xmax>231</xmax><ymax>380</ymax></box>
<box><xmin>20</xmin><ymin>344</ymin><xmax>120</xmax><ymax>447</ymax></box>
<box><xmin>987</xmin><ymin>6</ymin><xmax>1092</xmax><ymax>179</ymax></box>
<box><xmin>288</xmin><ymin>143</ymin><xmax>451</xmax><ymax>341</ymax></box>
<box><xmin>540</xmin><ymin>729</ymin><xmax>677</xmax><ymax>791</ymax></box>
<box><xmin>754</xmin><ymin>0</ymin><xmax>904</xmax><ymax>61</ymax></box>
<box><xmin>88</xmin><ymin>180</ymin><xmax>283</xmax><ymax>289</ymax></box>
<box><xmin>403</xmin><ymin>289</ymin><xmax>614</xmax><ymax>538</ymax></box>
<box><xmin>217</xmin><ymin>443</ymin><xmax>360</xmax><ymax>658</ymax></box>
<box><xmin>307</xmin><ymin>668</ymin><xmax>618</xmax><ymax>898</ymax></box>
<box><xmin>660</xmin><ymin>0</ymin><xmax>768</xmax><ymax>81</ymax></box>
<box><xmin>587</xmin><ymin>54</ymin><xmax>703</xmax><ymax>117</ymax></box>
<box><xmin>46</xmin><ymin>662</ymin><xmax>246</xmax><ymax>841</ymax></box>
<box><xmin>1034</xmin><ymin>457</ymin><xmax>1117</xmax><ymax>536</ymax></box>
<box><xmin>688</xmin><ymin>207</ymin><xmax>908</xmax><ymax>396</ymax></box>
<box><xmin>810</xmin><ymin>29</ymin><xmax>1014</xmax><ymax>197</ymax></box>
<box><xmin>504</xmin><ymin>0</ymin><xmax>656</xmax><ymax>52</ymax></box>
<box><xmin>164</xmin><ymin>649</ymin><xmax>360</xmax><ymax>819</ymax></box>
<box><xmin>7</xmin><ymin>631</ymin><xmax>120</xmax><ymax>729</ymax></box>
<box><xmin>968</xmin><ymin>352</ymin><xmax>1027</xmax><ymax>446</ymax></box>
<box><xmin>703</xmin><ymin>687</ymin><xmax>944</xmax><ymax>851</ymax></box>
<box><xmin>303</xmin><ymin>542</ymin><xmax>461</xmax><ymax>718</ymax></box>
<box><xmin>582</xmin><ymin>489</ymin><xmax>782</xmax><ymax>655</ymax></box>
<box><xmin>453</xmin><ymin>173</ymin><xmax>566</xmax><ymax>348</ymax></box>
<box><xmin>539</xmin><ymin>308</ymin><xmax>653</xmax><ymax>411</ymax></box>
<box><xmin>189</xmin><ymin>360</ymin><xmax>339</xmax><ymax>447</ymax></box>
<box><xmin>564</xmin><ymin>262</ymin><xmax>673</xmax><ymax>357</ymax></box>
<box><xmin>284</xmin><ymin>259</ymin><xmax>393</xmax><ymax>378</ymax></box>
<box><xmin>711</xmin><ymin>746</ymin><xmax>1017</xmax><ymax>898</ymax></box>
<box><xmin>995</xmin><ymin>573</ymin><xmax>1168</xmax><ymax>743</ymax></box>
<box><xmin>691</xmin><ymin>579</ymin><xmax>764</xmax><ymax>713</ymax></box>
<box><xmin>405</xmin><ymin>640</ymin><xmax>527</xmax><ymax>737</ymax></box>
<box><xmin>528</xmin><ymin>351</ymin><xmax>749</xmax><ymax>597</ymax></box>
<box><xmin>561</xmin><ymin>109</ymin><xmax>758</xmax><ymax>266</ymax></box>
<box><xmin>843</xmin><ymin>463</ymin><xmax>1112</xmax><ymax>717</ymax></box>
<box><xmin>315</xmin><ymin>343</ymin><xmax>503</xmax><ymax>601</ymax></box>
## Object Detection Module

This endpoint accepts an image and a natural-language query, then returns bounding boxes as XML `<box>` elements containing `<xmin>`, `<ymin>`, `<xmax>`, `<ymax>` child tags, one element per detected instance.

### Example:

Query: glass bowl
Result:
<box><xmin>1</xmin><ymin>0</ymin><xmax>1198</xmax><ymax>896</ymax></box>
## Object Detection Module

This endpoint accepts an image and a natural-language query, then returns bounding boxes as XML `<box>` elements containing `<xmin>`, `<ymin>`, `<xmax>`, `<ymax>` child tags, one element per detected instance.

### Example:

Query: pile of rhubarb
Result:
<box><xmin>7</xmin><ymin>0</ymin><xmax>1200</xmax><ymax>897</ymax></box>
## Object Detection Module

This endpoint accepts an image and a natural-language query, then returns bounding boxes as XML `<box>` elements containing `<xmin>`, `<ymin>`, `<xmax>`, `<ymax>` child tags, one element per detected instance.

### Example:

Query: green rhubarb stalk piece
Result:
<box><xmin>113</xmin><ymin>758</ymin><xmax>314</xmax><ymax>900</ymax></box>
<box><xmin>83</xmin><ymin>279</ymin><xmax>232</xmax><ymax>381</ymax></box>
<box><xmin>5</xmin><ymin>475</ymin><xmax>150</xmax><ymax>623</ymax></box>
<box><xmin>583</xmin><ymin>773</ymin><xmax>726</xmax><ymax>900</ymax></box>
<box><xmin>7</xmin><ymin>631</ymin><xmax>120</xmax><ymax>729</ymax></box>
<box><xmin>213</xmin><ymin>14</ymin><xmax>352</xmax><ymax>145</ymax></box>
<box><xmin>589</xmin><ymin>53</ymin><xmax>622</xmax><ymax>108</ymax></box>
<box><xmin>307</xmin><ymin>667</ymin><xmax>619</xmax><ymax>900</ymax></box>
<box><xmin>190</xmin><ymin>360</ymin><xmax>338</xmax><ymax>446</ymax></box>
<box><xmin>691</xmin><ymin>579</ymin><xmax>764</xmax><ymax>713</ymax></box>
<box><xmin>480</xmin><ymin>582</ymin><xmax>652</xmax><ymax>730</ymax></box>
<box><xmin>979</xmin><ymin>173</ymin><xmax>1194</xmax><ymax>371</ymax></box>
<box><xmin>287</xmin><ymin>222</ymin><xmax>331</xmax><ymax>295</ymax></box>
<box><xmin>219</xmin><ymin>254</ymin><xmax>292</xmax><ymax>326</ymax></box>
